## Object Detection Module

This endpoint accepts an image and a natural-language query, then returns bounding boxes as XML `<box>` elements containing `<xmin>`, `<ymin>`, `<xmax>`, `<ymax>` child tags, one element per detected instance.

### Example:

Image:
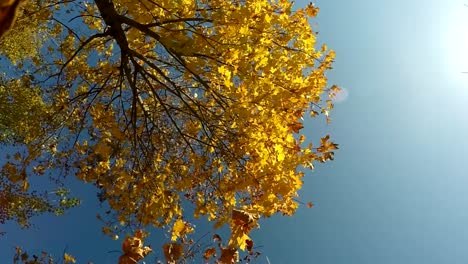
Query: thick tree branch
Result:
<box><xmin>94</xmin><ymin>0</ymin><xmax>128</xmax><ymax>51</ymax></box>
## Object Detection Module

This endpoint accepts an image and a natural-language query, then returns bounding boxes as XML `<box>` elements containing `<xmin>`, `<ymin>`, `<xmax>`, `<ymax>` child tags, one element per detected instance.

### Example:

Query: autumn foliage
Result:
<box><xmin>0</xmin><ymin>0</ymin><xmax>338</xmax><ymax>263</ymax></box>
<box><xmin>118</xmin><ymin>230</ymin><xmax>152</xmax><ymax>264</ymax></box>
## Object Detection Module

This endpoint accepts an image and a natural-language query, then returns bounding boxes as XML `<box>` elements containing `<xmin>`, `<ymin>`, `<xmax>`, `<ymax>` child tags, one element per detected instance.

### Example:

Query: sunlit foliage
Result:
<box><xmin>1</xmin><ymin>0</ymin><xmax>338</xmax><ymax>262</ymax></box>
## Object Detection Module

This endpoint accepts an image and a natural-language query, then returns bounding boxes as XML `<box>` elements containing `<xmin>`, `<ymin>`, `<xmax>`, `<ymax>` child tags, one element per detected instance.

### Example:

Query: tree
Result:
<box><xmin>0</xmin><ymin>0</ymin><xmax>339</xmax><ymax>262</ymax></box>
<box><xmin>0</xmin><ymin>76</ymin><xmax>81</xmax><ymax>230</ymax></box>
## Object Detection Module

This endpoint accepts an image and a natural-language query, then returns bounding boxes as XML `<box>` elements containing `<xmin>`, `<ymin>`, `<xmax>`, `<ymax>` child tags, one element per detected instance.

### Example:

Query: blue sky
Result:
<box><xmin>2</xmin><ymin>0</ymin><xmax>468</xmax><ymax>263</ymax></box>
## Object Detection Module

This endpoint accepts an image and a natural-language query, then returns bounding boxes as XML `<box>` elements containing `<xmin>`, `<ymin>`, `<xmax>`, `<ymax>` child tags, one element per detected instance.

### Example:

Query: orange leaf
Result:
<box><xmin>119</xmin><ymin>231</ymin><xmax>152</xmax><ymax>264</ymax></box>
<box><xmin>305</xmin><ymin>3</ymin><xmax>319</xmax><ymax>17</ymax></box>
<box><xmin>203</xmin><ymin>247</ymin><xmax>216</xmax><ymax>260</ymax></box>
<box><xmin>287</xmin><ymin>121</ymin><xmax>304</xmax><ymax>133</ymax></box>
<box><xmin>163</xmin><ymin>242</ymin><xmax>183</xmax><ymax>263</ymax></box>
<box><xmin>245</xmin><ymin>239</ymin><xmax>254</xmax><ymax>253</ymax></box>
<box><xmin>219</xmin><ymin>247</ymin><xmax>238</xmax><ymax>264</ymax></box>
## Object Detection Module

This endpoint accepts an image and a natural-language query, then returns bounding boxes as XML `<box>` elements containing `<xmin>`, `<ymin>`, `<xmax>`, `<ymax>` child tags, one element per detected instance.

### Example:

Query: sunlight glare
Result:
<box><xmin>444</xmin><ymin>2</ymin><xmax>468</xmax><ymax>85</ymax></box>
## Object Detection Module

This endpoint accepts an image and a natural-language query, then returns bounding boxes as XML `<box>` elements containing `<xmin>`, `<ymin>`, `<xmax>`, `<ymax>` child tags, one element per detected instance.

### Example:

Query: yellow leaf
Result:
<box><xmin>63</xmin><ymin>253</ymin><xmax>76</xmax><ymax>263</ymax></box>
<box><xmin>21</xmin><ymin>180</ymin><xmax>29</xmax><ymax>191</ymax></box>
<box><xmin>275</xmin><ymin>144</ymin><xmax>285</xmax><ymax>162</ymax></box>
<box><xmin>236</xmin><ymin>232</ymin><xmax>251</xmax><ymax>250</ymax></box>
<box><xmin>171</xmin><ymin>219</ymin><xmax>193</xmax><ymax>241</ymax></box>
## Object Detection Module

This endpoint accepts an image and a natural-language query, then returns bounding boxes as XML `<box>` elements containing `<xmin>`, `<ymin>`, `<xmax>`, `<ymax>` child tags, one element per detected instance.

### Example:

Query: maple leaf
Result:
<box><xmin>119</xmin><ymin>230</ymin><xmax>152</xmax><ymax>264</ymax></box>
<box><xmin>288</xmin><ymin>121</ymin><xmax>304</xmax><ymax>133</ymax></box>
<box><xmin>305</xmin><ymin>3</ymin><xmax>320</xmax><ymax>17</ymax></box>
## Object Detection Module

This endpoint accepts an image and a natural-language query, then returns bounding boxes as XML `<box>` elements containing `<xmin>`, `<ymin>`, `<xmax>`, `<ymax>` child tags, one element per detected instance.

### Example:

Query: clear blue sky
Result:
<box><xmin>2</xmin><ymin>0</ymin><xmax>468</xmax><ymax>263</ymax></box>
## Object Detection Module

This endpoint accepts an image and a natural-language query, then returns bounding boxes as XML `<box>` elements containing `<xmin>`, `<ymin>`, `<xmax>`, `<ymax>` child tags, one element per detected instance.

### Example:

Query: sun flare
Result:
<box><xmin>444</xmin><ymin>3</ymin><xmax>468</xmax><ymax>80</ymax></box>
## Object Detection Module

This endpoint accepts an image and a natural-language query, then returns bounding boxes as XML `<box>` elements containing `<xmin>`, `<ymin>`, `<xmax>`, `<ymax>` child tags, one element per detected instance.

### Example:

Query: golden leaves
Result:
<box><xmin>305</xmin><ymin>3</ymin><xmax>319</xmax><ymax>17</ymax></box>
<box><xmin>171</xmin><ymin>219</ymin><xmax>194</xmax><ymax>241</ymax></box>
<box><xmin>0</xmin><ymin>78</ymin><xmax>50</xmax><ymax>143</ymax></box>
<box><xmin>218</xmin><ymin>65</ymin><xmax>233</xmax><ymax>88</ymax></box>
<box><xmin>317</xmin><ymin>135</ymin><xmax>339</xmax><ymax>161</ymax></box>
<box><xmin>229</xmin><ymin>209</ymin><xmax>259</xmax><ymax>250</ymax></box>
<box><xmin>63</xmin><ymin>253</ymin><xmax>77</xmax><ymax>264</ymax></box>
<box><xmin>119</xmin><ymin>230</ymin><xmax>152</xmax><ymax>264</ymax></box>
<box><xmin>1</xmin><ymin>0</ymin><xmax>338</xmax><ymax>261</ymax></box>
<box><xmin>275</xmin><ymin>144</ymin><xmax>286</xmax><ymax>162</ymax></box>
<box><xmin>219</xmin><ymin>247</ymin><xmax>239</xmax><ymax>264</ymax></box>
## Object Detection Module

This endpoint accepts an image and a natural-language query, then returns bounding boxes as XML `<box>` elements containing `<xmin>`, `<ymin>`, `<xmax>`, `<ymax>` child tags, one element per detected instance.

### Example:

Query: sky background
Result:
<box><xmin>2</xmin><ymin>0</ymin><xmax>468</xmax><ymax>263</ymax></box>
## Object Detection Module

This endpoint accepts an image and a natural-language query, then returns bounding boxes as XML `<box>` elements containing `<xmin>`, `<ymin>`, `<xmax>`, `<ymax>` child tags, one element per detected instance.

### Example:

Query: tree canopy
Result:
<box><xmin>0</xmin><ymin>0</ymin><xmax>338</xmax><ymax>263</ymax></box>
